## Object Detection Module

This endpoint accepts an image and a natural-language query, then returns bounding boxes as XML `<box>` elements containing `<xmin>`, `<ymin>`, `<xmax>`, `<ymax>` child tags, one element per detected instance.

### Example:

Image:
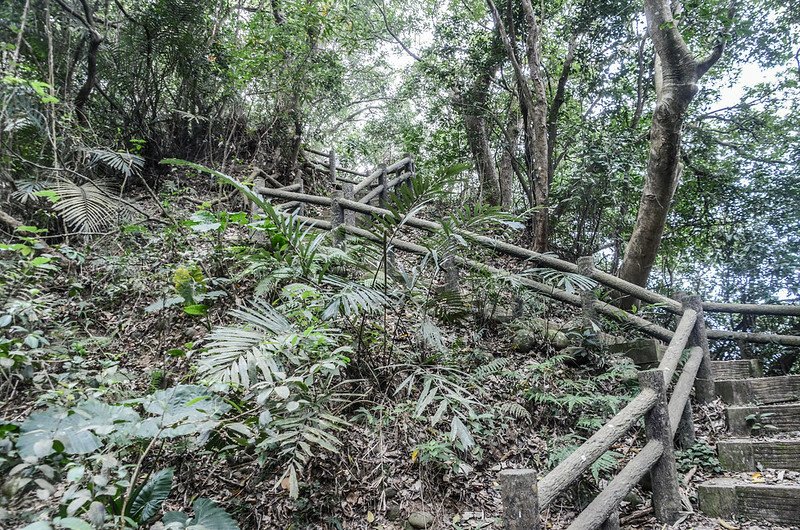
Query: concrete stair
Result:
<box><xmin>698</xmin><ymin>478</ymin><xmax>800</xmax><ymax>525</ymax></box>
<box><xmin>718</xmin><ymin>438</ymin><xmax>800</xmax><ymax>471</ymax></box>
<box><xmin>716</xmin><ymin>374</ymin><xmax>800</xmax><ymax>405</ymax></box>
<box><xmin>697</xmin><ymin>360</ymin><xmax>800</xmax><ymax>525</ymax></box>
<box><xmin>711</xmin><ymin>359</ymin><xmax>762</xmax><ymax>380</ymax></box>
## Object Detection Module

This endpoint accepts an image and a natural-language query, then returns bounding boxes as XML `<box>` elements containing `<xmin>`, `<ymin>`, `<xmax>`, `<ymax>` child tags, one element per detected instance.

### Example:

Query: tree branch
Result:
<box><xmin>372</xmin><ymin>0</ymin><xmax>421</xmax><ymax>62</ymax></box>
<box><xmin>696</xmin><ymin>1</ymin><xmax>737</xmax><ymax>78</ymax></box>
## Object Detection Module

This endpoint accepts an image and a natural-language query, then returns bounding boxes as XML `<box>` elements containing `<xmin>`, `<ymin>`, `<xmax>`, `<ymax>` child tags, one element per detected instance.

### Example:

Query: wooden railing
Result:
<box><xmin>252</xmin><ymin>148</ymin><xmax>415</xmax><ymax>216</ymax></box>
<box><xmin>499</xmin><ymin>296</ymin><xmax>711</xmax><ymax>530</ymax></box>
<box><xmin>244</xmin><ymin>146</ymin><xmax>800</xmax><ymax>528</ymax></box>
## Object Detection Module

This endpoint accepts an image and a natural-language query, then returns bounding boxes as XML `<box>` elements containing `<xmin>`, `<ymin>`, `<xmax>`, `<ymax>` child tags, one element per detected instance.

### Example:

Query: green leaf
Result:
<box><xmin>183</xmin><ymin>304</ymin><xmax>208</xmax><ymax>316</ymax></box>
<box><xmin>129</xmin><ymin>468</ymin><xmax>174</xmax><ymax>522</ymax></box>
<box><xmin>20</xmin><ymin>522</ymin><xmax>53</xmax><ymax>530</ymax></box>
<box><xmin>192</xmin><ymin>497</ymin><xmax>240</xmax><ymax>530</ymax></box>
<box><xmin>55</xmin><ymin>518</ymin><xmax>93</xmax><ymax>530</ymax></box>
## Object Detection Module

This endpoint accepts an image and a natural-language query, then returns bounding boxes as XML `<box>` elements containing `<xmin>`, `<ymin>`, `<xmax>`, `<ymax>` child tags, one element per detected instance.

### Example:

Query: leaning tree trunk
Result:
<box><xmin>460</xmin><ymin>72</ymin><xmax>502</xmax><ymax>206</ymax></box>
<box><xmin>617</xmin><ymin>0</ymin><xmax>734</xmax><ymax>306</ymax></box>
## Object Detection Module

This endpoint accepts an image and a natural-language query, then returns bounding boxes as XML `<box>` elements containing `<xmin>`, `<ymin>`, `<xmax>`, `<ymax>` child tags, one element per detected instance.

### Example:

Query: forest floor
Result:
<box><xmin>1</xmin><ymin>170</ymin><xmax>796</xmax><ymax>530</ymax></box>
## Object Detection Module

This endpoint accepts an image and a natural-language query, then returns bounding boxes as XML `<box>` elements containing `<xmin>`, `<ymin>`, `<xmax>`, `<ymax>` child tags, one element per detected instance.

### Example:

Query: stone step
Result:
<box><xmin>727</xmin><ymin>403</ymin><xmax>800</xmax><ymax>436</ymax></box>
<box><xmin>698</xmin><ymin>478</ymin><xmax>800</xmax><ymax>525</ymax></box>
<box><xmin>712</xmin><ymin>359</ymin><xmax>762</xmax><ymax>381</ymax></box>
<box><xmin>609</xmin><ymin>338</ymin><xmax>664</xmax><ymax>369</ymax></box>
<box><xmin>718</xmin><ymin>438</ymin><xmax>800</xmax><ymax>471</ymax></box>
<box><xmin>716</xmin><ymin>375</ymin><xmax>800</xmax><ymax>405</ymax></box>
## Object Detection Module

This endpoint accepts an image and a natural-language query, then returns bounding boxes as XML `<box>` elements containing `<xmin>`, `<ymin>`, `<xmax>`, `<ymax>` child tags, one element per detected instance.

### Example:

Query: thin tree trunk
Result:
<box><xmin>617</xmin><ymin>0</ymin><xmax>735</xmax><ymax>306</ymax></box>
<box><xmin>460</xmin><ymin>70</ymin><xmax>501</xmax><ymax>206</ymax></box>
<box><xmin>499</xmin><ymin>108</ymin><xmax>520</xmax><ymax>210</ymax></box>
<box><xmin>486</xmin><ymin>0</ymin><xmax>550</xmax><ymax>252</ymax></box>
<box><xmin>546</xmin><ymin>35</ymin><xmax>576</xmax><ymax>186</ymax></box>
<box><xmin>521</xmin><ymin>0</ymin><xmax>550</xmax><ymax>252</ymax></box>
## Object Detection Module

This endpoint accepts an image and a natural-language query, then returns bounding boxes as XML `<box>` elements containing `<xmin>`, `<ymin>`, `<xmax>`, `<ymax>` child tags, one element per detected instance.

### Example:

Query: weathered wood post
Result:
<box><xmin>577</xmin><ymin>256</ymin><xmax>598</xmax><ymax>325</ymax></box>
<box><xmin>404</xmin><ymin>153</ymin><xmax>415</xmax><ymax>191</ymax></box>
<box><xmin>638</xmin><ymin>369</ymin><xmax>681</xmax><ymax>524</ymax></box>
<box><xmin>342</xmin><ymin>181</ymin><xmax>355</xmax><ymax>226</ymax></box>
<box><xmin>251</xmin><ymin>175</ymin><xmax>265</xmax><ymax>217</ymax></box>
<box><xmin>682</xmin><ymin>294</ymin><xmax>715</xmax><ymax>404</ymax></box>
<box><xmin>498</xmin><ymin>468</ymin><xmax>540</xmax><ymax>530</ymax></box>
<box><xmin>377</xmin><ymin>164</ymin><xmax>388</xmax><ymax>207</ymax></box>
<box><xmin>330</xmin><ymin>190</ymin><xmax>344</xmax><ymax>249</ymax></box>
<box><xmin>294</xmin><ymin>174</ymin><xmax>305</xmax><ymax>216</ymax></box>
<box><xmin>328</xmin><ymin>149</ymin><xmax>337</xmax><ymax>186</ymax></box>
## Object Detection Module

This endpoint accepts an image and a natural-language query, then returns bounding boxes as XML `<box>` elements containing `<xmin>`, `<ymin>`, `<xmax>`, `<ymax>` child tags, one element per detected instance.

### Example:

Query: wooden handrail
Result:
<box><xmin>250</xmin><ymin>191</ymin><xmax>800</xmax><ymax>346</ymax></box>
<box><xmin>537</xmin><ymin>388</ymin><xmax>659</xmax><ymax>508</ymax></box>
<box><xmin>566</xmin><ymin>440</ymin><xmax>664</xmax><ymax>530</ymax></box>
<box><xmin>702</xmin><ymin>302</ymin><xmax>800</xmax><ymax>316</ymax></box>
<box><xmin>668</xmin><ymin>346</ymin><xmax>704</xmax><ymax>435</ymax></box>
<box><xmin>657</xmin><ymin>309</ymin><xmax>697</xmax><ymax>382</ymax></box>
<box><xmin>250</xmin><ymin>169</ymin><xmax>799</xmax><ymax>321</ymax></box>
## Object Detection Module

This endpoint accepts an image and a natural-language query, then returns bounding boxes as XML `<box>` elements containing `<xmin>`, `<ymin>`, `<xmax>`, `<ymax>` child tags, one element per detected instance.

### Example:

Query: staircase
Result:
<box><xmin>698</xmin><ymin>360</ymin><xmax>800</xmax><ymax>525</ymax></box>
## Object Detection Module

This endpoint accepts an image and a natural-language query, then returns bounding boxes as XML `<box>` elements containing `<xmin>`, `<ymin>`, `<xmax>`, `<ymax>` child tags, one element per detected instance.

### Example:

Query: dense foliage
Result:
<box><xmin>1</xmin><ymin>0</ymin><xmax>798</xmax><ymax>528</ymax></box>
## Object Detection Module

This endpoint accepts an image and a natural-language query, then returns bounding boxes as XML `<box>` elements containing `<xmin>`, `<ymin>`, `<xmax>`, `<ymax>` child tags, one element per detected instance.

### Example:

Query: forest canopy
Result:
<box><xmin>1</xmin><ymin>0</ymin><xmax>799</xmax><ymax>529</ymax></box>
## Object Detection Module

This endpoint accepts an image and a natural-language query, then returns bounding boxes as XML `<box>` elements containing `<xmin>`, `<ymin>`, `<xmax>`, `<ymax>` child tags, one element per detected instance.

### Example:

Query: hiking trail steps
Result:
<box><xmin>698</xmin><ymin>359</ymin><xmax>800</xmax><ymax>525</ymax></box>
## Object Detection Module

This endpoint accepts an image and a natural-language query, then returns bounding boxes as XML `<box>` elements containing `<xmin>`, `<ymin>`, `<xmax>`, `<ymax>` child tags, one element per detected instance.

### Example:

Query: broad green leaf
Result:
<box><xmin>192</xmin><ymin>497</ymin><xmax>240</xmax><ymax>530</ymax></box>
<box><xmin>129</xmin><ymin>468</ymin><xmax>174</xmax><ymax>522</ymax></box>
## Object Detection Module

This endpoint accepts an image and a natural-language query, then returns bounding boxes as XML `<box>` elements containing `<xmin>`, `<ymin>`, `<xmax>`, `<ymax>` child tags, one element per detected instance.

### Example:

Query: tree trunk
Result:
<box><xmin>487</xmin><ymin>0</ymin><xmax>550</xmax><ymax>252</ymax></box>
<box><xmin>459</xmin><ymin>69</ymin><xmax>501</xmax><ymax>205</ymax></box>
<box><xmin>499</xmin><ymin>109</ymin><xmax>520</xmax><ymax>210</ymax></box>
<box><xmin>73</xmin><ymin>0</ymin><xmax>103</xmax><ymax>125</ymax></box>
<box><xmin>617</xmin><ymin>0</ymin><xmax>734</xmax><ymax>306</ymax></box>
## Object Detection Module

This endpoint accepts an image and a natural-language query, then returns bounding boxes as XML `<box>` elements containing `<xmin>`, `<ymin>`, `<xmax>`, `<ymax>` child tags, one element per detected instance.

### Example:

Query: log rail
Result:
<box><xmin>242</xmin><ymin>146</ymin><xmax>800</xmax><ymax>528</ymax></box>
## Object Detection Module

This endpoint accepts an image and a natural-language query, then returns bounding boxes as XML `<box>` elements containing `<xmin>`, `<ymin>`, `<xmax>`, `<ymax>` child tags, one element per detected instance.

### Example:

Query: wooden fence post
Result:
<box><xmin>682</xmin><ymin>294</ymin><xmax>715</xmax><ymax>404</ymax></box>
<box><xmin>377</xmin><ymin>164</ymin><xmax>388</xmax><ymax>207</ymax></box>
<box><xmin>328</xmin><ymin>149</ymin><xmax>337</xmax><ymax>186</ymax></box>
<box><xmin>577</xmin><ymin>256</ymin><xmax>598</xmax><ymax>325</ymax></box>
<box><xmin>330</xmin><ymin>190</ymin><xmax>344</xmax><ymax>248</ymax></box>
<box><xmin>342</xmin><ymin>181</ymin><xmax>355</xmax><ymax>226</ymax></box>
<box><xmin>498</xmin><ymin>469</ymin><xmax>540</xmax><ymax>530</ymax></box>
<box><xmin>638</xmin><ymin>369</ymin><xmax>682</xmax><ymax>524</ymax></box>
<box><xmin>294</xmin><ymin>174</ymin><xmax>305</xmax><ymax>216</ymax></box>
<box><xmin>404</xmin><ymin>153</ymin><xmax>415</xmax><ymax>191</ymax></box>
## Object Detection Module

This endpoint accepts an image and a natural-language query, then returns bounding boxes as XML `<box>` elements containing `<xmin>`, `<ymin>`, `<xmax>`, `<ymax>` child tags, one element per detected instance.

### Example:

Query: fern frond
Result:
<box><xmin>497</xmin><ymin>402</ymin><xmax>531</xmax><ymax>421</ymax></box>
<box><xmin>83</xmin><ymin>148</ymin><xmax>144</xmax><ymax>178</ymax></box>
<box><xmin>474</xmin><ymin>357</ymin><xmax>509</xmax><ymax>379</ymax></box>
<box><xmin>49</xmin><ymin>180</ymin><xmax>121</xmax><ymax>233</ymax></box>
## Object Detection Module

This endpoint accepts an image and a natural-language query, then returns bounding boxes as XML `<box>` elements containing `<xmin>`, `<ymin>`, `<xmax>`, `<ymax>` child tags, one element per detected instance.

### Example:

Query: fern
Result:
<box><xmin>474</xmin><ymin>357</ymin><xmax>510</xmax><ymax>379</ymax></box>
<box><xmin>497</xmin><ymin>402</ymin><xmax>531</xmax><ymax>421</ymax></box>
<box><xmin>83</xmin><ymin>148</ymin><xmax>144</xmax><ymax>178</ymax></box>
<box><xmin>48</xmin><ymin>180</ymin><xmax>121</xmax><ymax>233</ymax></box>
<box><xmin>590</xmin><ymin>450</ymin><xmax>622</xmax><ymax>482</ymax></box>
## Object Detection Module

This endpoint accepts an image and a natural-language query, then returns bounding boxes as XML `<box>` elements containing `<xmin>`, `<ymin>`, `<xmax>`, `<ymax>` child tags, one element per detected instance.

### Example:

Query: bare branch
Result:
<box><xmin>372</xmin><ymin>0</ymin><xmax>421</xmax><ymax>62</ymax></box>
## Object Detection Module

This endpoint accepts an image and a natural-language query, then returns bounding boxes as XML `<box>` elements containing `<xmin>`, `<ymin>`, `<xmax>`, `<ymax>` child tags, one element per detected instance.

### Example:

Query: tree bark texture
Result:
<box><xmin>618</xmin><ymin>0</ymin><xmax>734</xmax><ymax>304</ymax></box>
<box><xmin>486</xmin><ymin>0</ymin><xmax>550</xmax><ymax>252</ymax></box>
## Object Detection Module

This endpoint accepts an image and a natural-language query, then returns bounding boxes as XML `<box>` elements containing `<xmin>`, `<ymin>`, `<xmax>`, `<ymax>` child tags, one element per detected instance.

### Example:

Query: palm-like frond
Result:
<box><xmin>199</xmin><ymin>302</ymin><xmax>292</xmax><ymax>388</ymax></box>
<box><xmin>524</xmin><ymin>267</ymin><xmax>598</xmax><ymax>294</ymax></box>
<box><xmin>83</xmin><ymin>148</ymin><xmax>144</xmax><ymax>178</ymax></box>
<box><xmin>10</xmin><ymin>179</ymin><xmax>47</xmax><ymax>205</ymax></box>
<box><xmin>50</xmin><ymin>181</ymin><xmax>120</xmax><ymax>233</ymax></box>
<box><xmin>321</xmin><ymin>275</ymin><xmax>390</xmax><ymax>320</ymax></box>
